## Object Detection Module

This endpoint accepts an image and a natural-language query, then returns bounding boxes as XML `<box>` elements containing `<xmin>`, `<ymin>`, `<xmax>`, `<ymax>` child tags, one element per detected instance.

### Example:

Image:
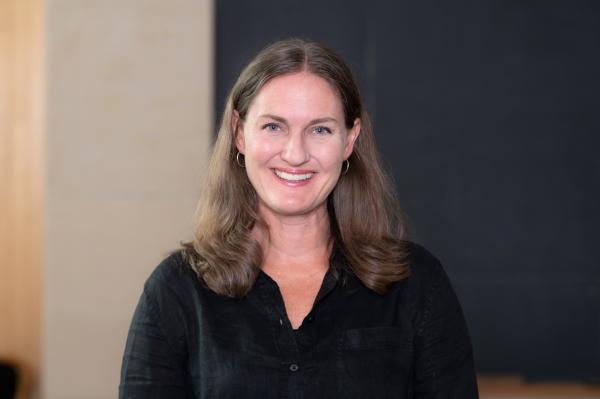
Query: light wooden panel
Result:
<box><xmin>0</xmin><ymin>0</ymin><xmax>43</xmax><ymax>397</ymax></box>
<box><xmin>479</xmin><ymin>375</ymin><xmax>600</xmax><ymax>398</ymax></box>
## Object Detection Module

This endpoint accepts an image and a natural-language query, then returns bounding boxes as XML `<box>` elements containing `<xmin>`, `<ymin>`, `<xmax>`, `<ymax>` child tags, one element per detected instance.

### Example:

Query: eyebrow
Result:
<box><xmin>258</xmin><ymin>114</ymin><xmax>339</xmax><ymax>125</ymax></box>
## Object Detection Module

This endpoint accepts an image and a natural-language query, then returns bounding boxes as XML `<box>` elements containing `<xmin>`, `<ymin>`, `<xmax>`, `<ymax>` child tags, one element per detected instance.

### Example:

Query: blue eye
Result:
<box><xmin>263</xmin><ymin>123</ymin><xmax>281</xmax><ymax>132</ymax></box>
<box><xmin>313</xmin><ymin>126</ymin><xmax>332</xmax><ymax>135</ymax></box>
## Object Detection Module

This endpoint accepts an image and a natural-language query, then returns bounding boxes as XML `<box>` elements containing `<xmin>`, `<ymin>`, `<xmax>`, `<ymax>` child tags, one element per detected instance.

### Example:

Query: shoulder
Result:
<box><xmin>142</xmin><ymin>250</ymin><xmax>202</xmax><ymax>309</ymax></box>
<box><xmin>403</xmin><ymin>240</ymin><xmax>444</xmax><ymax>281</ymax></box>
<box><xmin>397</xmin><ymin>240</ymin><xmax>455</xmax><ymax>301</ymax></box>
<box><xmin>146</xmin><ymin>250</ymin><xmax>193</xmax><ymax>286</ymax></box>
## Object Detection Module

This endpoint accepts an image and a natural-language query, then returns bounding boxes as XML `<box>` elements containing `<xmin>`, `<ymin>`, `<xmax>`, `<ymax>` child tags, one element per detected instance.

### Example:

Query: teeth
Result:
<box><xmin>275</xmin><ymin>170</ymin><xmax>314</xmax><ymax>181</ymax></box>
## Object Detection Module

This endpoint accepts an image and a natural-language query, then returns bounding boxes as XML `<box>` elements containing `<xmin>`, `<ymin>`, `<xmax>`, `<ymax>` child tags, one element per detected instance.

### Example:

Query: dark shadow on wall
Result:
<box><xmin>216</xmin><ymin>0</ymin><xmax>600</xmax><ymax>382</ymax></box>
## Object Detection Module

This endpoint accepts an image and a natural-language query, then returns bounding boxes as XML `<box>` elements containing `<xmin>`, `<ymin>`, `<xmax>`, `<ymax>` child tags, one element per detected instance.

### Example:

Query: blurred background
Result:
<box><xmin>1</xmin><ymin>0</ymin><xmax>599</xmax><ymax>398</ymax></box>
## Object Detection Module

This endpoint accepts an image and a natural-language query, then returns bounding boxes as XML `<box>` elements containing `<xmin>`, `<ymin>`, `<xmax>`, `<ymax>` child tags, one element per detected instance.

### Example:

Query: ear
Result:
<box><xmin>232</xmin><ymin>110</ymin><xmax>246</xmax><ymax>154</ymax></box>
<box><xmin>343</xmin><ymin>117</ymin><xmax>361</xmax><ymax>159</ymax></box>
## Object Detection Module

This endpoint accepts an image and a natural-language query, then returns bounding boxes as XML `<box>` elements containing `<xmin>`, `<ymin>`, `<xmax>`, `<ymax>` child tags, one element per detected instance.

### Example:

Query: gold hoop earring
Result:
<box><xmin>342</xmin><ymin>159</ymin><xmax>350</xmax><ymax>175</ymax></box>
<box><xmin>236</xmin><ymin>152</ymin><xmax>245</xmax><ymax>168</ymax></box>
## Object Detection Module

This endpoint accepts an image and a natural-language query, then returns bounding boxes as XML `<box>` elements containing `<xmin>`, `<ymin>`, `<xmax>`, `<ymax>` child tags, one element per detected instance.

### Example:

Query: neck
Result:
<box><xmin>254</xmin><ymin>204</ymin><xmax>332</xmax><ymax>275</ymax></box>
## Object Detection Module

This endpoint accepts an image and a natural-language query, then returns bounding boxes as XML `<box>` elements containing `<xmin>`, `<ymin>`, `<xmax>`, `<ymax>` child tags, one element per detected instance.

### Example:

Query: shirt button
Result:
<box><xmin>289</xmin><ymin>363</ymin><xmax>299</xmax><ymax>372</ymax></box>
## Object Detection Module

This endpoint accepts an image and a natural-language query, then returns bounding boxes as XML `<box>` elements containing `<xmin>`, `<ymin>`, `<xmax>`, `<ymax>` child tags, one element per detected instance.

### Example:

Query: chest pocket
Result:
<box><xmin>336</xmin><ymin>327</ymin><xmax>413</xmax><ymax>398</ymax></box>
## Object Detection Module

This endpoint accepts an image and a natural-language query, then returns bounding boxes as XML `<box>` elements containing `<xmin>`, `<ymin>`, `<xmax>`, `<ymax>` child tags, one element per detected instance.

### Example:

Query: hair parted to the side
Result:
<box><xmin>182</xmin><ymin>38</ymin><xmax>410</xmax><ymax>298</ymax></box>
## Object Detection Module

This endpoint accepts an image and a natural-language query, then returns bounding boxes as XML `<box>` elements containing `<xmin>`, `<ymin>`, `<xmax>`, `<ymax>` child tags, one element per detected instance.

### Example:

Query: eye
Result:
<box><xmin>313</xmin><ymin>126</ymin><xmax>332</xmax><ymax>135</ymax></box>
<box><xmin>263</xmin><ymin>122</ymin><xmax>281</xmax><ymax>132</ymax></box>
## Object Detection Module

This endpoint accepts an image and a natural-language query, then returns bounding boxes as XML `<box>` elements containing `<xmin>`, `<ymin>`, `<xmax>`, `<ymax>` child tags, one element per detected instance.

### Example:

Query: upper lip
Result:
<box><xmin>272</xmin><ymin>168</ymin><xmax>315</xmax><ymax>174</ymax></box>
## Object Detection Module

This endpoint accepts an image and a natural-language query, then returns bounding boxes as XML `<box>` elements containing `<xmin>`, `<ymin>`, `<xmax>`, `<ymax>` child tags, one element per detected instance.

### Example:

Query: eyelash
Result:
<box><xmin>263</xmin><ymin>123</ymin><xmax>281</xmax><ymax>132</ymax></box>
<box><xmin>261</xmin><ymin>123</ymin><xmax>332</xmax><ymax>135</ymax></box>
<box><xmin>313</xmin><ymin>126</ymin><xmax>332</xmax><ymax>135</ymax></box>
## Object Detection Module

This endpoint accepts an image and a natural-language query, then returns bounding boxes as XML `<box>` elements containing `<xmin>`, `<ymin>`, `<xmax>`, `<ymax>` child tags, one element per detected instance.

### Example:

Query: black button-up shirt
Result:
<box><xmin>120</xmin><ymin>242</ymin><xmax>479</xmax><ymax>398</ymax></box>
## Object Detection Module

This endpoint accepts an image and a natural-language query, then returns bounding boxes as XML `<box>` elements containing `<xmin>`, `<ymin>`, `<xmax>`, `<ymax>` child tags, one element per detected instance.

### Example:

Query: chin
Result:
<box><xmin>260</xmin><ymin>199</ymin><xmax>323</xmax><ymax>218</ymax></box>
<box><xmin>271</xmin><ymin>206</ymin><xmax>314</xmax><ymax>217</ymax></box>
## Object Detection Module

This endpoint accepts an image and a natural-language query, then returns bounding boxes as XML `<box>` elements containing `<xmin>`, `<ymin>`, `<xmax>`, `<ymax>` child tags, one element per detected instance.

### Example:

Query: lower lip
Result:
<box><xmin>272</xmin><ymin>170</ymin><xmax>314</xmax><ymax>187</ymax></box>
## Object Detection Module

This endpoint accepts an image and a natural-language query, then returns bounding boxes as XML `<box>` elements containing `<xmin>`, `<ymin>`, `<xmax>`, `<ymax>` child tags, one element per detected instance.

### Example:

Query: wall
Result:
<box><xmin>0</xmin><ymin>0</ymin><xmax>44</xmax><ymax>398</ymax></box>
<box><xmin>216</xmin><ymin>0</ymin><xmax>600</xmax><ymax>381</ymax></box>
<box><xmin>43</xmin><ymin>1</ymin><xmax>213</xmax><ymax>398</ymax></box>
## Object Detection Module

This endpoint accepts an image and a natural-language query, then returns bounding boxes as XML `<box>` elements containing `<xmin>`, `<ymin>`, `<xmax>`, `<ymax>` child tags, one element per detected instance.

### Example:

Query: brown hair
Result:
<box><xmin>183</xmin><ymin>38</ymin><xmax>409</xmax><ymax>297</ymax></box>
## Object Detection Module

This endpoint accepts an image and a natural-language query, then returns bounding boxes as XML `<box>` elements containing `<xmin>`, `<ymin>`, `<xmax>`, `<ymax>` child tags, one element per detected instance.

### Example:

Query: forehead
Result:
<box><xmin>247</xmin><ymin>72</ymin><xmax>344</xmax><ymax>119</ymax></box>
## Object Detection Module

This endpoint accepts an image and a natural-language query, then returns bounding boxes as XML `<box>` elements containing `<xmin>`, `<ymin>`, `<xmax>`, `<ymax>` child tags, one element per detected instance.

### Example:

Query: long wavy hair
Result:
<box><xmin>183</xmin><ymin>38</ymin><xmax>410</xmax><ymax>297</ymax></box>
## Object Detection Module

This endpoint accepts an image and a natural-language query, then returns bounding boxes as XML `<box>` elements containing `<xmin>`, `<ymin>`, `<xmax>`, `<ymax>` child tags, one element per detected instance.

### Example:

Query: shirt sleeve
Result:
<box><xmin>412</xmin><ymin>258</ymin><xmax>479</xmax><ymax>398</ymax></box>
<box><xmin>119</xmin><ymin>272</ymin><xmax>192</xmax><ymax>399</ymax></box>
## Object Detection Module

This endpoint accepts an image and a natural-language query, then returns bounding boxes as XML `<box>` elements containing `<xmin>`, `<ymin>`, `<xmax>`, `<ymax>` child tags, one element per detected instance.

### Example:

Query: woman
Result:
<box><xmin>120</xmin><ymin>39</ymin><xmax>479</xmax><ymax>398</ymax></box>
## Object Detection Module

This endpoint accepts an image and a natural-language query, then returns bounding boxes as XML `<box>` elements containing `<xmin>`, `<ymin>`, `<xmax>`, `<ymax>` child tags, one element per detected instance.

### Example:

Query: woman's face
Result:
<box><xmin>235</xmin><ymin>71</ymin><xmax>360</xmax><ymax>220</ymax></box>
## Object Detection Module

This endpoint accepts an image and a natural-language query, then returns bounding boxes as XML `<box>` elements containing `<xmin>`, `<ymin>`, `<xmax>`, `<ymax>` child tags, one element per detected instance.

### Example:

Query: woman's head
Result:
<box><xmin>219</xmin><ymin>39</ymin><xmax>383</xmax><ymax>223</ymax></box>
<box><xmin>187</xmin><ymin>38</ymin><xmax>409</xmax><ymax>297</ymax></box>
<box><xmin>234</xmin><ymin>70</ymin><xmax>361</xmax><ymax>220</ymax></box>
<box><xmin>223</xmin><ymin>39</ymin><xmax>367</xmax><ymax>221</ymax></box>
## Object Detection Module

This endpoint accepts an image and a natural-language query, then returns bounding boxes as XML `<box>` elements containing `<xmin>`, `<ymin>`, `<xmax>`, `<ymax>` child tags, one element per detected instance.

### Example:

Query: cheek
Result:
<box><xmin>246</xmin><ymin>136</ymin><xmax>280</xmax><ymax>163</ymax></box>
<box><xmin>309</xmin><ymin>140</ymin><xmax>345</xmax><ymax>168</ymax></box>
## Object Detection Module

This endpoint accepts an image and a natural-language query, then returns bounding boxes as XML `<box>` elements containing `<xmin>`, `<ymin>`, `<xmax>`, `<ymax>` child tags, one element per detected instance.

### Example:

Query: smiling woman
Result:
<box><xmin>120</xmin><ymin>39</ymin><xmax>479</xmax><ymax>398</ymax></box>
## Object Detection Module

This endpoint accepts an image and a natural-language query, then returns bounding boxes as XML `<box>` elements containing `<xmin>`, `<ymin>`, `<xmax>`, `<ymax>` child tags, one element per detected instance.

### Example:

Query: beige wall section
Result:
<box><xmin>43</xmin><ymin>1</ymin><xmax>213</xmax><ymax>398</ymax></box>
<box><xmin>0</xmin><ymin>0</ymin><xmax>44</xmax><ymax>398</ymax></box>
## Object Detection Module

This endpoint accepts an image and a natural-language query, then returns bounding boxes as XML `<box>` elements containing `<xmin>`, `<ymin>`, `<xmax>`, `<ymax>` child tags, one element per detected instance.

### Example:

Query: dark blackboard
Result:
<box><xmin>216</xmin><ymin>0</ymin><xmax>600</xmax><ymax>382</ymax></box>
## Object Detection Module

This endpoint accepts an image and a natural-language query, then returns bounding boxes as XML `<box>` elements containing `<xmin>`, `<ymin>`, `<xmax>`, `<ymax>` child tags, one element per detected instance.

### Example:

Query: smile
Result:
<box><xmin>273</xmin><ymin>169</ymin><xmax>314</xmax><ymax>182</ymax></box>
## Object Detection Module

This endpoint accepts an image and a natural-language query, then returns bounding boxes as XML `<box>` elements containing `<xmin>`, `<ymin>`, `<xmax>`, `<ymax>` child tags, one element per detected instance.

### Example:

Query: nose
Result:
<box><xmin>281</xmin><ymin>132</ymin><xmax>309</xmax><ymax>166</ymax></box>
